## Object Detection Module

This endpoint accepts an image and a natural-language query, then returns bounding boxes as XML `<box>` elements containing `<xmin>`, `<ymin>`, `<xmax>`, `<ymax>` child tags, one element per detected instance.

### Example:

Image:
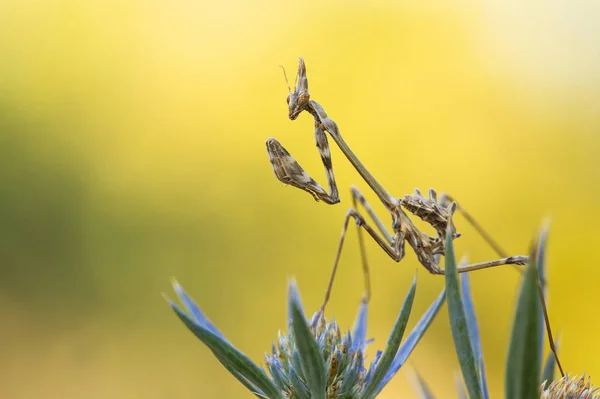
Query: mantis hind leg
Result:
<box><xmin>440</xmin><ymin>193</ymin><xmax>512</xmax><ymax>260</ymax></box>
<box><xmin>321</xmin><ymin>206</ymin><xmax>405</xmax><ymax>313</ymax></box>
<box><xmin>439</xmin><ymin>195</ymin><xmax>563</xmax><ymax>377</ymax></box>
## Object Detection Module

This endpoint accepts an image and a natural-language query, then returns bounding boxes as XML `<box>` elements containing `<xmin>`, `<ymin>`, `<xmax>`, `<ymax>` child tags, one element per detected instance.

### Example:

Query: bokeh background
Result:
<box><xmin>1</xmin><ymin>1</ymin><xmax>599</xmax><ymax>398</ymax></box>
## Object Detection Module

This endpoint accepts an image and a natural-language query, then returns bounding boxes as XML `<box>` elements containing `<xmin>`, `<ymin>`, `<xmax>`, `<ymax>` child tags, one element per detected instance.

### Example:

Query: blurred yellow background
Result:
<box><xmin>1</xmin><ymin>1</ymin><xmax>599</xmax><ymax>398</ymax></box>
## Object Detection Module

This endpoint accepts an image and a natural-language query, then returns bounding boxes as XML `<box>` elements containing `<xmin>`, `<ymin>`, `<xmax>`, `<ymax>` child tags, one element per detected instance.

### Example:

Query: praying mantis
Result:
<box><xmin>266</xmin><ymin>57</ymin><xmax>528</xmax><ymax>307</ymax></box>
<box><xmin>265</xmin><ymin>57</ymin><xmax>564</xmax><ymax>375</ymax></box>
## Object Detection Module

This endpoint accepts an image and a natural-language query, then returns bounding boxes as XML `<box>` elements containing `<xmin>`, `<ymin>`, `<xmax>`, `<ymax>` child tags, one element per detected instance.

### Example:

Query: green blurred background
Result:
<box><xmin>1</xmin><ymin>1</ymin><xmax>598</xmax><ymax>398</ymax></box>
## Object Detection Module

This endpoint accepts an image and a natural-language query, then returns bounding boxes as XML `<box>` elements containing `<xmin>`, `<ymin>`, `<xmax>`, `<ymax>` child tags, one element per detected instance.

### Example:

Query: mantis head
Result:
<box><xmin>284</xmin><ymin>57</ymin><xmax>311</xmax><ymax>120</ymax></box>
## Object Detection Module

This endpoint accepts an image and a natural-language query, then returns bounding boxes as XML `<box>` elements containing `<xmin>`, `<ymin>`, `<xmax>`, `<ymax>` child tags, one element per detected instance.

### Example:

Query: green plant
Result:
<box><xmin>412</xmin><ymin>225</ymin><xmax>598</xmax><ymax>399</ymax></box>
<box><xmin>166</xmin><ymin>276</ymin><xmax>445</xmax><ymax>398</ymax></box>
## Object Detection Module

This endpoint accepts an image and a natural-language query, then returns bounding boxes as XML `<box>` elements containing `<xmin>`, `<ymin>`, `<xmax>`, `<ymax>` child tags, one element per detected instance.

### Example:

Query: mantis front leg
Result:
<box><xmin>266</xmin><ymin>123</ymin><xmax>340</xmax><ymax>204</ymax></box>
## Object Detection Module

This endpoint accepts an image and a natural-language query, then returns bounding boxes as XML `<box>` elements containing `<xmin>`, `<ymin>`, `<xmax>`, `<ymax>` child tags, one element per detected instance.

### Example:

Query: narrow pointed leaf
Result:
<box><xmin>461</xmin><ymin>274</ymin><xmax>489</xmax><ymax>399</ymax></box>
<box><xmin>535</xmin><ymin>223</ymin><xmax>549</xmax><ymax>294</ymax></box>
<box><xmin>535</xmin><ymin>225</ymin><xmax>550</xmax><ymax>372</ymax></box>
<box><xmin>268</xmin><ymin>359</ymin><xmax>287</xmax><ymax>391</ymax></box>
<box><xmin>222</xmin><ymin>363</ymin><xmax>266</xmax><ymax>398</ymax></box>
<box><xmin>535</xmin><ymin>225</ymin><xmax>554</xmax><ymax>382</ymax></box>
<box><xmin>351</xmin><ymin>301</ymin><xmax>368</xmax><ymax>352</ymax></box>
<box><xmin>288</xmin><ymin>282</ymin><xmax>327</xmax><ymax>399</ymax></box>
<box><xmin>289</xmin><ymin>366</ymin><xmax>310</xmax><ymax>399</ymax></box>
<box><xmin>409</xmin><ymin>369</ymin><xmax>437</xmax><ymax>399</ymax></box>
<box><xmin>365</xmin><ymin>350</ymin><xmax>383</xmax><ymax>386</ymax></box>
<box><xmin>445</xmin><ymin>228</ymin><xmax>483</xmax><ymax>399</ymax></box>
<box><xmin>541</xmin><ymin>345</ymin><xmax>559</xmax><ymax>389</ymax></box>
<box><xmin>171</xmin><ymin>303</ymin><xmax>284</xmax><ymax>399</ymax></box>
<box><xmin>172</xmin><ymin>280</ymin><xmax>228</xmax><ymax>341</ymax></box>
<box><xmin>377</xmin><ymin>288</ymin><xmax>446</xmax><ymax>392</ymax></box>
<box><xmin>291</xmin><ymin>350</ymin><xmax>304</xmax><ymax>382</ymax></box>
<box><xmin>455</xmin><ymin>374</ymin><xmax>468</xmax><ymax>399</ymax></box>
<box><xmin>505</xmin><ymin>257</ymin><xmax>543</xmax><ymax>399</ymax></box>
<box><xmin>340</xmin><ymin>352</ymin><xmax>362</xmax><ymax>395</ymax></box>
<box><xmin>362</xmin><ymin>274</ymin><xmax>417</xmax><ymax>399</ymax></box>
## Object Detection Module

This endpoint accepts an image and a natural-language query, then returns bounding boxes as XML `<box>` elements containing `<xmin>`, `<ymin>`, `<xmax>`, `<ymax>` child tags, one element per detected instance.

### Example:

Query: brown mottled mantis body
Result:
<box><xmin>266</xmin><ymin>57</ymin><xmax>563</xmax><ymax>376</ymax></box>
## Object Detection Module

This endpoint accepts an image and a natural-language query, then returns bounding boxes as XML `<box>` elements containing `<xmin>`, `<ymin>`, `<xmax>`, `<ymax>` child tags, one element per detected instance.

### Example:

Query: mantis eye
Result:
<box><xmin>286</xmin><ymin>94</ymin><xmax>291</xmax><ymax>105</ymax></box>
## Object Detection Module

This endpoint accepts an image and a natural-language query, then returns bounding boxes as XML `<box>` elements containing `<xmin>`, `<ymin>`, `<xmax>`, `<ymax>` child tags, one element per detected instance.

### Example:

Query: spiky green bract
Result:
<box><xmin>272</xmin><ymin>278</ymin><xmax>446</xmax><ymax>399</ymax></box>
<box><xmin>505</xmin><ymin>248</ymin><xmax>543</xmax><ymax>399</ymax></box>
<box><xmin>541</xmin><ymin>340</ymin><xmax>559</xmax><ymax>390</ymax></box>
<box><xmin>461</xmin><ymin>274</ymin><xmax>489</xmax><ymax>399</ymax></box>
<box><xmin>541</xmin><ymin>354</ymin><xmax>556</xmax><ymax>392</ymax></box>
<box><xmin>267</xmin><ymin>300</ymin><xmax>370</xmax><ymax>399</ymax></box>
<box><xmin>409</xmin><ymin>369</ymin><xmax>437</xmax><ymax>399</ymax></box>
<box><xmin>361</xmin><ymin>275</ymin><xmax>416</xmax><ymax>399</ymax></box>
<box><xmin>455</xmin><ymin>374</ymin><xmax>468</xmax><ymax>399</ymax></box>
<box><xmin>444</xmin><ymin>225</ymin><xmax>483</xmax><ymax>399</ymax></box>
<box><xmin>288</xmin><ymin>283</ymin><xmax>327</xmax><ymax>399</ymax></box>
<box><xmin>376</xmin><ymin>288</ymin><xmax>447</xmax><ymax>393</ymax></box>
<box><xmin>535</xmin><ymin>224</ymin><xmax>550</xmax><ymax>374</ymax></box>
<box><xmin>169</xmin><ymin>278</ymin><xmax>445</xmax><ymax>398</ymax></box>
<box><xmin>169</xmin><ymin>300</ymin><xmax>283</xmax><ymax>398</ymax></box>
<box><xmin>412</xmin><ymin>223</ymin><xmax>593</xmax><ymax>399</ymax></box>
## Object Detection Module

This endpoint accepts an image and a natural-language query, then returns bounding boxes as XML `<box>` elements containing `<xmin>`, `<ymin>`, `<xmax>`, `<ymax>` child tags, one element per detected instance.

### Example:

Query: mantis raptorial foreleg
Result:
<box><xmin>266</xmin><ymin>124</ymin><xmax>339</xmax><ymax>204</ymax></box>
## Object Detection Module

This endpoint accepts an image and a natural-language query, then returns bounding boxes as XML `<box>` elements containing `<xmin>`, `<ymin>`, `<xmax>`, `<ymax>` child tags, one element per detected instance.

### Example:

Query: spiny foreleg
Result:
<box><xmin>266</xmin><ymin>123</ymin><xmax>339</xmax><ymax>204</ymax></box>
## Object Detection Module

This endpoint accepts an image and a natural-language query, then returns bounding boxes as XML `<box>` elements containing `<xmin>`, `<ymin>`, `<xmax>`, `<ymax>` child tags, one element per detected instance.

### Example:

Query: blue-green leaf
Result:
<box><xmin>535</xmin><ymin>225</ymin><xmax>549</xmax><ymax>293</ymax></box>
<box><xmin>461</xmin><ymin>273</ymin><xmax>489</xmax><ymax>399</ymax></box>
<box><xmin>455</xmin><ymin>373</ymin><xmax>468</xmax><ymax>399</ymax></box>
<box><xmin>376</xmin><ymin>288</ymin><xmax>446</xmax><ymax>392</ymax></box>
<box><xmin>505</xmin><ymin>254</ymin><xmax>543</xmax><ymax>399</ymax></box>
<box><xmin>409</xmin><ymin>368</ymin><xmax>437</xmax><ymax>399</ymax></box>
<box><xmin>289</xmin><ymin>365</ymin><xmax>310</xmax><ymax>399</ymax></box>
<box><xmin>172</xmin><ymin>280</ymin><xmax>227</xmax><ymax>341</ymax></box>
<box><xmin>361</xmin><ymin>274</ymin><xmax>417</xmax><ymax>399</ymax></box>
<box><xmin>340</xmin><ymin>351</ymin><xmax>362</xmax><ymax>395</ymax></box>
<box><xmin>445</xmin><ymin>226</ymin><xmax>483</xmax><ymax>399</ymax></box>
<box><xmin>541</xmin><ymin>339</ymin><xmax>560</xmax><ymax>389</ymax></box>
<box><xmin>170</xmin><ymin>302</ymin><xmax>284</xmax><ymax>399</ymax></box>
<box><xmin>288</xmin><ymin>282</ymin><xmax>327</xmax><ymax>399</ymax></box>
<box><xmin>351</xmin><ymin>301</ymin><xmax>368</xmax><ymax>352</ymax></box>
<box><xmin>536</xmin><ymin>225</ymin><xmax>550</xmax><ymax>372</ymax></box>
<box><xmin>221</xmin><ymin>363</ymin><xmax>266</xmax><ymax>398</ymax></box>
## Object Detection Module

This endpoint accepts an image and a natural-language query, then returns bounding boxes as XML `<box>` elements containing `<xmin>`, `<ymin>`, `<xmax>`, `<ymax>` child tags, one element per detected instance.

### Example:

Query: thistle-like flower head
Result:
<box><xmin>540</xmin><ymin>374</ymin><xmax>600</xmax><ymax>399</ymax></box>
<box><xmin>166</xmin><ymin>276</ymin><xmax>446</xmax><ymax>399</ymax></box>
<box><xmin>540</xmin><ymin>373</ymin><xmax>600</xmax><ymax>399</ymax></box>
<box><xmin>265</xmin><ymin>312</ymin><xmax>371</xmax><ymax>399</ymax></box>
